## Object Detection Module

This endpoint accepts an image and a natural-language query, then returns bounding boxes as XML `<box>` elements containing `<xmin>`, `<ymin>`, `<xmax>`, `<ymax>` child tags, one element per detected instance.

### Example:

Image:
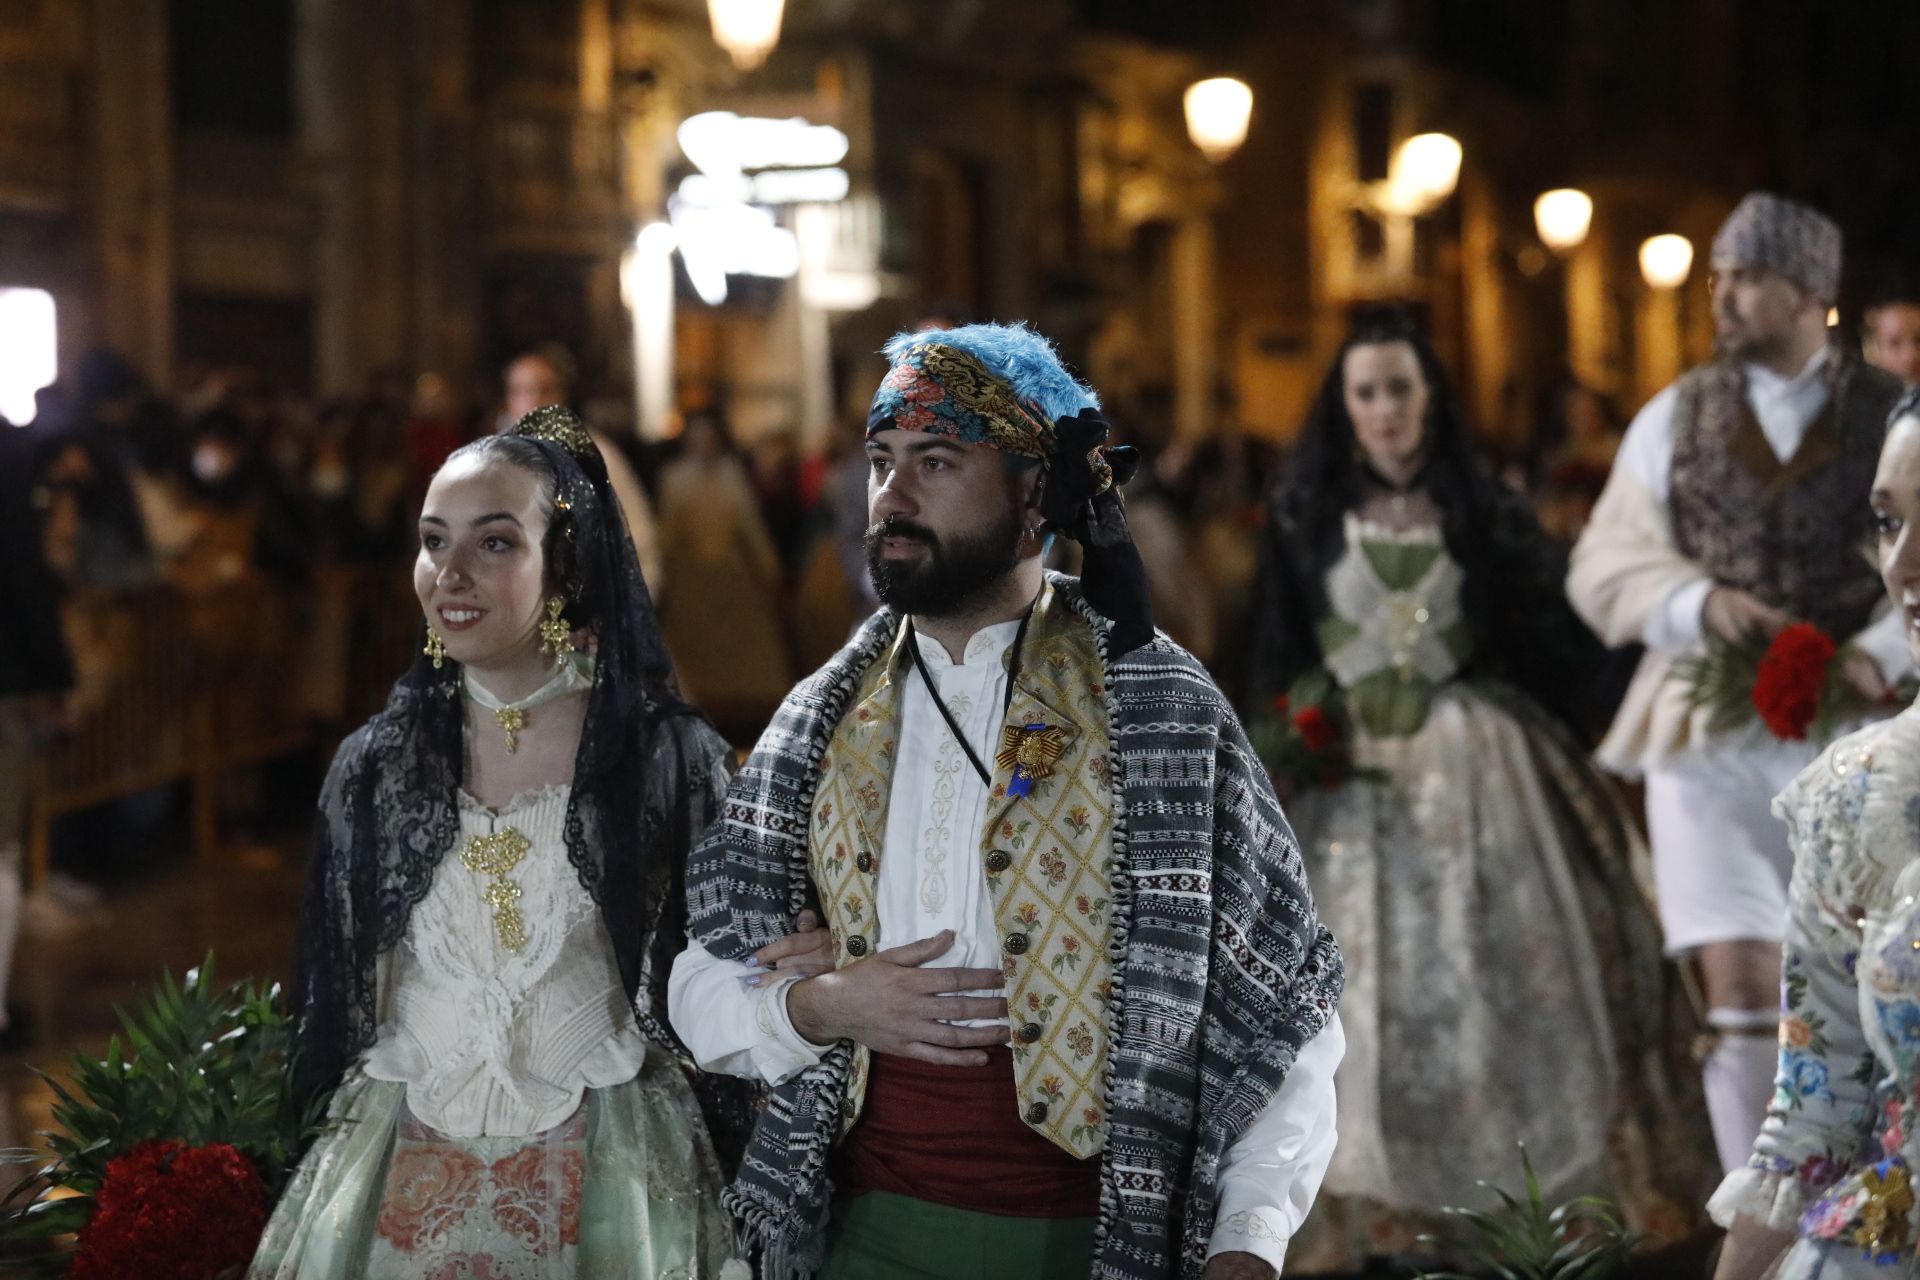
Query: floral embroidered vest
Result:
<box><xmin>1668</xmin><ymin>349</ymin><xmax>1896</xmax><ymax>640</ymax></box>
<box><xmin>809</xmin><ymin>584</ymin><xmax>1118</xmax><ymax>1158</ymax></box>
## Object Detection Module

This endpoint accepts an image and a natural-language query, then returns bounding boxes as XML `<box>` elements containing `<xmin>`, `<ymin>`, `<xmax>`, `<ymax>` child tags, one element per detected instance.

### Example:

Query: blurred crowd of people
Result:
<box><xmin>5</xmin><ymin>276</ymin><xmax>1918</xmax><ymax>958</ymax></box>
<box><xmin>1</xmin><ymin>339</ymin><xmax>1302</xmax><ymax>738</ymax></box>
<box><xmin>17</xmin><ymin>277</ymin><xmax>1920</xmax><ymax>752</ymax></box>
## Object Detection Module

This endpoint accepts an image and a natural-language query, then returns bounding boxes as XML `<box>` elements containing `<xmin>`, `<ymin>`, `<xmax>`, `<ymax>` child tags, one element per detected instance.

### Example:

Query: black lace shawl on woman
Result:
<box><xmin>287</xmin><ymin>409</ymin><xmax>751</xmax><ymax>1157</ymax></box>
<box><xmin>1246</xmin><ymin>311</ymin><xmax>1611</xmax><ymax>738</ymax></box>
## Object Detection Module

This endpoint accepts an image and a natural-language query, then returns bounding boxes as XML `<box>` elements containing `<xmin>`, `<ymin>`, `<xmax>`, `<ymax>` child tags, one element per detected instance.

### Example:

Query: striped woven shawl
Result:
<box><xmin>684</xmin><ymin>574</ymin><xmax>1343</xmax><ymax>1279</ymax></box>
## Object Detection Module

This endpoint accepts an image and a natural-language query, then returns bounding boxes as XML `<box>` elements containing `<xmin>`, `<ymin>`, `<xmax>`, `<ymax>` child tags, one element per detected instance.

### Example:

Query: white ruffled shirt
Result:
<box><xmin>670</xmin><ymin>619</ymin><xmax>1343</xmax><ymax>1273</ymax></box>
<box><xmin>362</xmin><ymin>785</ymin><xmax>649</xmax><ymax>1138</ymax></box>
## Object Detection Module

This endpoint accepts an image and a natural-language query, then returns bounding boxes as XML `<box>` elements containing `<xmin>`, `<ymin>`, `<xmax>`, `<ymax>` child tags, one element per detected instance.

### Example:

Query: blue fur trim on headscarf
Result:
<box><xmin>880</xmin><ymin>322</ymin><xmax>1099</xmax><ymax>422</ymax></box>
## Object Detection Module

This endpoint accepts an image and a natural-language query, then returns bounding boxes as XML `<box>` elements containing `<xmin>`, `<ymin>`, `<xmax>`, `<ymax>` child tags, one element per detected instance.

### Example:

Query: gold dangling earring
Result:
<box><xmin>424</xmin><ymin>628</ymin><xmax>448</xmax><ymax>669</ymax></box>
<box><xmin>538</xmin><ymin>596</ymin><xmax>575</xmax><ymax>667</ymax></box>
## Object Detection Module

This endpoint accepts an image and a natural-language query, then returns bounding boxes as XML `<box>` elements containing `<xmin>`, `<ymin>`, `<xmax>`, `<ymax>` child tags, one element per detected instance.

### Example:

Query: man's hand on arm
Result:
<box><xmin>785</xmin><ymin>929</ymin><xmax>1009</xmax><ymax>1064</ymax></box>
<box><xmin>744</xmin><ymin>909</ymin><xmax>836</xmax><ymax>986</ymax></box>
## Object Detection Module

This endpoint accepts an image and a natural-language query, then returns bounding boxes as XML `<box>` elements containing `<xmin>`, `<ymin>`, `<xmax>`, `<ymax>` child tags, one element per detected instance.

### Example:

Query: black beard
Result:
<box><xmin>865</xmin><ymin>508</ymin><xmax>1025</xmax><ymax>618</ymax></box>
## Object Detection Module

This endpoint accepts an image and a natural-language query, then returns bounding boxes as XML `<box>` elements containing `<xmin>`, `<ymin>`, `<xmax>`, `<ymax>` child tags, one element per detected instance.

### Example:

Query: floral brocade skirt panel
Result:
<box><xmin>1285</xmin><ymin>681</ymin><xmax>1714</xmax><ymax>1265</ymax></box>
<box><xmin>248</xmin><ymin>1060</ymin><xmax>743</xmax><ymax>1280</ymax></box>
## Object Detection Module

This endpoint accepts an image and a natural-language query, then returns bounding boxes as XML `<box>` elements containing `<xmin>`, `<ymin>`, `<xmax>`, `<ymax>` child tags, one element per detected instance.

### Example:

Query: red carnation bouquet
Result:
<box><xmin>0</xmin><ymin>957</ymin><xmax>322</xmax><ymax>1279</ymax></box>
<box><xmin>1249</xmin><ymin>671</ymin><xmax>1384</xmax><ymax>795</ymax></box>
<box><xmin>66</xmin><ymin>1141</ymin><xmax>268</xmax><ymax>1280</ymax></box>
<box><xmin>1680</xmin><ymin>621</ymin><xmax>1899</xmax><ymax>743</ymax></box>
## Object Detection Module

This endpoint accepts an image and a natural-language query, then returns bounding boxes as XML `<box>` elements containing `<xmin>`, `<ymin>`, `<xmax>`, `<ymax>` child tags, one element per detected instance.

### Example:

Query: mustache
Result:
<box><xmin>864</xmin><ymin>515</ymin><xmax>939</xmax><ymax>546</ymax></box>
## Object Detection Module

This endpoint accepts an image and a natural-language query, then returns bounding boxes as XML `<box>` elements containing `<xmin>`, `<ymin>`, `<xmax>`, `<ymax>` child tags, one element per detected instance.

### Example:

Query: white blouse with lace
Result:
<box><xmin>360</xmin><ymin>784</ymin><xmax>650</xmax><ymax>1139</ymax></box>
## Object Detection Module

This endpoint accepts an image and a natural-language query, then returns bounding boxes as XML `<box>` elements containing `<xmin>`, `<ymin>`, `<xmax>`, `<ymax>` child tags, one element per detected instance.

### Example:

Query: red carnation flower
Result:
<box><xmin>69</xmin><ymin>1139</ymin><xmax>269</xmax><ymax>1280</ymax></box>
<box><xmin>1751</xmin><ymin>622</ymin><xmax>1838</xmax><ymax>741</ymax></box>
<box><xmin>1292</xmin><ymin>705</ymin><xmax>1337</xmax><ymax>752</ymax></box>
<box><xmin>1272</xmin><ymin>694</ymin><xmax>1291</xmax><ymax>717</ymax></box>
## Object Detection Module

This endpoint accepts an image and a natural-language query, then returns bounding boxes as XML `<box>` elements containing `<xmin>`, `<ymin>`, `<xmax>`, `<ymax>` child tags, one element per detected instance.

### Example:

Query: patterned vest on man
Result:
<box><xmin>808</xmin><ymin>583</ymin><xmax>1118</xmax><ymax>1158</ymax></box>
<box><xmin>1668</xmin><ymin>348</ymin><xmax>1898</xmax><ymax>640</ymax></box>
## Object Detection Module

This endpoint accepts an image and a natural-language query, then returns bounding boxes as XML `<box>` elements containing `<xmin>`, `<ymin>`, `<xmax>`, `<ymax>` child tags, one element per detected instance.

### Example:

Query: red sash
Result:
<box><xmin>836</xmin><ymin>1046</ymin><xmax>1101</xmax><ymax>1219</ymax></box>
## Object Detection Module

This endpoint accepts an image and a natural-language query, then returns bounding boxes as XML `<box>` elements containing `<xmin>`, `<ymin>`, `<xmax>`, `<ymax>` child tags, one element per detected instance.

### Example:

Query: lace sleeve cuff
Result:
<box><xmin>1708</xmin><ymin>1165</ymin><xmax>1810</xmax><ymax>1234</ymax></box>
<box><xmin>1207</xmin><ymin>1207</ymin><xmax>1289</xmax><ymax>1274</ymax></box>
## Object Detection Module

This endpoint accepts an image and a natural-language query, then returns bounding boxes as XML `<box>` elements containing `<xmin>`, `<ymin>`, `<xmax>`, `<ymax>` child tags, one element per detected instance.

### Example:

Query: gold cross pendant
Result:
<box><xmin>461</xmin><ymin>827</ymin><xmax>533</xmax><ymax>953</ymax></box>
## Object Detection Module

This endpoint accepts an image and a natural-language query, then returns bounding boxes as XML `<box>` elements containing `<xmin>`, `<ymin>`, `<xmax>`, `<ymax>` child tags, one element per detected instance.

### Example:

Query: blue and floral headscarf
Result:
<box><xmin>865</xmin><ymin>322</ymin><xmax>1153</xmax><ymax>653</ymax></box>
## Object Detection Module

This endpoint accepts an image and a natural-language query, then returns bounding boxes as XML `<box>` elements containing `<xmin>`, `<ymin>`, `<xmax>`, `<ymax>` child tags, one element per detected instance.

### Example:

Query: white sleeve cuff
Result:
<box><xmin>767</xmin><ymin>977</ymin><xmax>834</xmax><ymax>1060</ymax></box>
<box><xmin>1209</xmin><ymin>1016</ymin><xmax>1344</xmax><ymax>1274</ymax></box>
<box><xmin>667</xmin><ymin>943</ymin><xmax>829</xmax><ymax>1085</ymax></box>
<box><xmin>1207</xmin><ymin>1205</ymin><xmax>1290</xmax><ymax>1274</ymax></box>
<box><xmin>1707</xmin><ymin>1165</ymin><xmax>1812</xmax><ymax>1234</ymax></box>
<box><xmin>1644</xmin><ymin>576</ymin><xmax>1714</xmax><ymax>652</ymax></box>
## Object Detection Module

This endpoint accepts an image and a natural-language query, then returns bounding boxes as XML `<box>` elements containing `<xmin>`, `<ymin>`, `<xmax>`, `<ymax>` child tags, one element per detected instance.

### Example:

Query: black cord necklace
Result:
<box><xmin>905</xmin><ymin>602</ymin><xmax>1036</xmax><ymax>789</ymax></box>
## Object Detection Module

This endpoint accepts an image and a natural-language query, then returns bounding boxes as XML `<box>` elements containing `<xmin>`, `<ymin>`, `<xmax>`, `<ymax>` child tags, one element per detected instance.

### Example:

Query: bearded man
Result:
<box><xmin>670</xmin><ymin>323</ymin><xmax>1344</xmax><ymax>1280</ymax></box>
<box><xmin>1569</xmin><ymin>192</ymin><xmax>1908</xmax><ymax>1175</ymax></box>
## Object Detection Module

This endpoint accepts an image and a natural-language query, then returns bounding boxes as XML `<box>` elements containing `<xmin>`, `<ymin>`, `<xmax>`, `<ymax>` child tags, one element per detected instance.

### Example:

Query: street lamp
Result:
<box><xmin>1184</xmin><ymin>77</ymin><xmax>1253</xmax><ymax>163</ymax></box>
<box><xmin>1380</xmin><ymin>132</ymin><xmax>1461</xmax><ymax>216</ymax></box>
<box><xmin>1534</xmin><ymin>189</ymin><xmax>1593</xmax><ymax>254</ymax></box>
<box><xmin>1639</xmin><ymin>234</ymin><xmax>1694</xmax><ymax>290</ymax></box>
<box><xmin>707</xmin><ymin>0</ymin><xmax>785</xmax><ymax>70</ymax></box>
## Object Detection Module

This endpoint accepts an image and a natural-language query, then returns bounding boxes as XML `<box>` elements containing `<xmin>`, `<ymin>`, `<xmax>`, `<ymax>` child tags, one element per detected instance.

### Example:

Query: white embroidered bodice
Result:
<box><xmin>1317</xmin><ymin>515</ymin><xmax>1471</xmax><ymax>738</ymax></box>
<box><xmin>1321</xmin><ymin>515</ymin><xmax>1467</xmax><ymax>690</ymax></box>
<box><xmin>361</xmin><ymin>784</ymin><xmax>649</xmax><ymax>1138</ymax></box>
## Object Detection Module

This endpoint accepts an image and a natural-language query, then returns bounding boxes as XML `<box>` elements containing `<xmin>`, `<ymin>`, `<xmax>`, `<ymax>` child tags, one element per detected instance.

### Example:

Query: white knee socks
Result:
<box><xmin>1703</xmin><ymin>1007</ymin><xmax>1780</xmax><ymax>1174</ymax></box>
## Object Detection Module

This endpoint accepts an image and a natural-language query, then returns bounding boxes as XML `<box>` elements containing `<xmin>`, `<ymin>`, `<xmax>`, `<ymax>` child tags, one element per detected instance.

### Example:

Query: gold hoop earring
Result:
<box><xmin>538</xmin><ymin>596</ymin><xmax>575</xmax><ymax>665</ymax></box>
<box><xmin>424</xmin><ymin>629</ymin><xmax>448</xmax><ymax>669</ymax></box>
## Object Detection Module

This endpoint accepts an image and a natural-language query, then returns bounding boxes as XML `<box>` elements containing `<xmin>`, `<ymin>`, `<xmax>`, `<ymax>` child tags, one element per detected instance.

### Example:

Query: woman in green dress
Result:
<box><xmin>1247</xmin><ymin>310</ymin><xmax>1712</xmax><ymax>1266</ymax></box>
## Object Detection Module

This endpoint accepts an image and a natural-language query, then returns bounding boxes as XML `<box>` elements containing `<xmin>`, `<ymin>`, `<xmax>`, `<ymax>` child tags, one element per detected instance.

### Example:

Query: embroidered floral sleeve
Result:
<box><xmin>1709</xmin><ymin>735</ymin><xmax>1888</xmax><ymax>1232</ymax></box>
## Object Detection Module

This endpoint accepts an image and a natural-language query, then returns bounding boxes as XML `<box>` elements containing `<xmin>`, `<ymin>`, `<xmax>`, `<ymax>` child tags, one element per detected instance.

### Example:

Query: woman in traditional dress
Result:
<box><xmin>1247</xmin><ymin>310</ymin><xmax>1711</xmax><ymax>1264</ymax></box>
<box><xmin>252</xmin><ymin>407</ymin><xmax>829</xmax><ymax>1279</ymax></box>
<box><xmin>655</xmin><ymin>408</ymin><xmax>792</xmax><ymax>739</ymax></box>
<box><xmin>1712</xmin><ymin>393</ymin><xmax>1920</xmax><ymax>1280</ymax></box>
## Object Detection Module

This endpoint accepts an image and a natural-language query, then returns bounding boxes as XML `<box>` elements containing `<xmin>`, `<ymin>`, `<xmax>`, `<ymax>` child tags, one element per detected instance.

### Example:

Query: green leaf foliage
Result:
<box><xmin>1677</xmin><ymin>629</ymin><xmax>1918</xmax><ymax>745</ymax></box>
<box><xmin>1418</xmin><ymin>1146</ymin><xmax>1639</xmax><ymax>1280</ymax></box>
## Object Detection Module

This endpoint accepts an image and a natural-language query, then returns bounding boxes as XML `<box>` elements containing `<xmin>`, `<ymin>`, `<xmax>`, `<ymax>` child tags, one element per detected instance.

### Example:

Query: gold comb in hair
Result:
<box><xmin>510</xmin><ymin>405</ymin><xmax>597</xmax><ymax>459</ymax></box>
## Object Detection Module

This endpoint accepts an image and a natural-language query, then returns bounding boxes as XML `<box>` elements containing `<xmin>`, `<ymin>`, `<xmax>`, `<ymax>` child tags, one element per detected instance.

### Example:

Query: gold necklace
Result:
<box><xmin>461</xmin><ymin>827</ymin><xmax>531</xmax><ymax>952</ymax></box>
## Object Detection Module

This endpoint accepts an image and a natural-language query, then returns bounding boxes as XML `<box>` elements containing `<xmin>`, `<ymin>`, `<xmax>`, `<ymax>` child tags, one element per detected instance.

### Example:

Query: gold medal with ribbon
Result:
<box><xmin>997</xmin><ymin>722</ymin><xmax>1068</xmax><ymax>798</ymax></box>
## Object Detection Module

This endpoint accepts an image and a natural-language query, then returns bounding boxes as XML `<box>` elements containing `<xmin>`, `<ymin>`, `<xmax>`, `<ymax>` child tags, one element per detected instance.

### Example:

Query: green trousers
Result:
<box><xmin>820</xmin><ymin>1190</ymin><xmax>1097</xmax><ymax>1280</ymax></box>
